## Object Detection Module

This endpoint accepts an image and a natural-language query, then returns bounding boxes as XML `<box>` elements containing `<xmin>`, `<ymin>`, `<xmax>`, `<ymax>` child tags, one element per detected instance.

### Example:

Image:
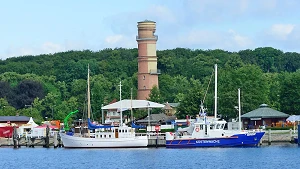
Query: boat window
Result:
<box><xmin>200</xmin><ymin>125</ymin><xmax>203</xmax><ymax>130</ymax></box>
<box><xmin>119</xmin><ymin>130</ymin><xmax>121</xmax><ymax>133</ymax></box>
<box><xmin>221</xmin><ymin>124</ymin><xmax>224</xmax><ymax>129</ymax></box>
<box><xmin>122</xmin><ymin>130</ymin><xmax>124</xmax><ymax>133</ymax></box>
<box><xmin>109</xmin><ymin>135</ymin><xmax>111</xmax><ymax>138</ymax></box>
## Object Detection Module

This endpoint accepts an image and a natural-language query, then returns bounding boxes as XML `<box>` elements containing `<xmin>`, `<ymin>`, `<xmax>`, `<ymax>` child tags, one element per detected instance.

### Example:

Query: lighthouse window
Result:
<box><xmin>143</xmin><ymin>75</ymin><xmax>145</xmax><ymax>80</ymax></box>
<box><xmin>144</xmin><ymin>86</ymin><xmax>146</xmax><ymax>89</ymax></box>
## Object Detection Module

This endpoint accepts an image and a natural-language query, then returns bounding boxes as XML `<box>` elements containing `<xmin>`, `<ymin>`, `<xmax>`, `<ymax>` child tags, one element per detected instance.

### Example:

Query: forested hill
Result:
<box><xmin>1</xmin><ymin>47</ymin><xmax>300</xmax><ymax>81</ymax></box>
<box><xmin>0</xmin><ymin>47</ymin><xmax>300</xmax><ymax>123</ymax></box>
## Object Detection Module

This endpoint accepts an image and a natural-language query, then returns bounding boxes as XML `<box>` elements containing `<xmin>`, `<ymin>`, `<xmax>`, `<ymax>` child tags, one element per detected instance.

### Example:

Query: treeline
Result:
<box><xmin>0</xmin><ymin>47</ymin><xmax>300</xmax><ymax>123</ymax></box>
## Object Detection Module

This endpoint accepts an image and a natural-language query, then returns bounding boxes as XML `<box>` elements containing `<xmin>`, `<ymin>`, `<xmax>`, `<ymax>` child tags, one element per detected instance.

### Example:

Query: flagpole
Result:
<box><xmin>131</xmin><ymin>88</ymin><xmax>133</xmax><ymax>123</ymax></box>
<box><xmin>119</xmin><ymin>81</ymin><xmax>123</xmax><ymax>126</ymax></box>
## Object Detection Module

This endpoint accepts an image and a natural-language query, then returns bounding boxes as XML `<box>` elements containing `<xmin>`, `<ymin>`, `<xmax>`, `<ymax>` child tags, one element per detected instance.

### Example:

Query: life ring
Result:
<box><xmin>195</xmin><ymin>127</ymin><xmax>200</xmax><ymax>132</ymax></box>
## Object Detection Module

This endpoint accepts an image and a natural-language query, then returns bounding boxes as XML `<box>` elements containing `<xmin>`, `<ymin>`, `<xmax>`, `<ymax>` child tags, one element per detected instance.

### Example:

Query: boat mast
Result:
<box><xmin>119</xmin><ymin>81</ymin><xmax>123</xmax><ymax>126</ymax></box>
<box><xmin>238</xmin><ymin>88</ymin><xmax>242</xmax><ymax>131</ymax></box>
<box><xmin>131</xmin><ymin>88</ymin><xmax>133</xmax><ymax>123</ymax></box>
<box><xmin>214</xmin><ymin>64</ymin><xmax>217</xmax><ymax>119</ymax></box>
<box><xmin>87</xmin><ymin>64</ymin><xmax>91</xmax><ymax>137</ymax></box>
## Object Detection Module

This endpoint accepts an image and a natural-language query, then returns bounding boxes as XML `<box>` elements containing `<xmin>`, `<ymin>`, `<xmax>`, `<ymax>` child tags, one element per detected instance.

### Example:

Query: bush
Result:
<box><xmin>265</xmin><ymin>127</ymin><xmax>293</xmax><ymax>130</ymax></box>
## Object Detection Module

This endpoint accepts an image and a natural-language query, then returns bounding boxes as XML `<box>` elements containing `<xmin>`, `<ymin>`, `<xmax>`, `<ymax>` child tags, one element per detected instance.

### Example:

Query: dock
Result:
<box><xmin>0</xmin><ymin>130</ymin><xmax>297</xmax><ymax>148</ymax></box>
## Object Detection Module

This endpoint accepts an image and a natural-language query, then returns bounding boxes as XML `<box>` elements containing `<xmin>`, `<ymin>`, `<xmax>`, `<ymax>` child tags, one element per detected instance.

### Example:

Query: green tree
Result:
<box><xmin>279</xmin><ymin>71</ymin><xmax>300</xmax><ymax>115</ymax></box>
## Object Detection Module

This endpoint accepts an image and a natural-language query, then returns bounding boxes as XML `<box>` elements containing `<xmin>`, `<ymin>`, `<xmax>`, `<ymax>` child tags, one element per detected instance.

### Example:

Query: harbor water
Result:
<box><xmin>0</xmin><ymin>143</ymin><xmax>299</xmax><ymax>169</ymax></box>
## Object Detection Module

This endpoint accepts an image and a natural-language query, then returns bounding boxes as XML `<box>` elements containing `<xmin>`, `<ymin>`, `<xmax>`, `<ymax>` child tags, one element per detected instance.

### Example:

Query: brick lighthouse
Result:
<box><xmin>136</xmin><ymin>20</ymin><xmax>160</xmax><ymax>100</ymax></box>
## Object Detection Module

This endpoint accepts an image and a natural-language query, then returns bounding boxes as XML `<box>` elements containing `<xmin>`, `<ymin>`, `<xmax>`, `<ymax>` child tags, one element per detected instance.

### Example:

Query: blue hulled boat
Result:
<box><xmin>165</xmin><ymin>116</ymin><xmax>265</xmax><ymax>148</ymax></box>
<box><xmin>165</xmin><ymin>64</ymin><xmax>265</xmax><ymax>148</ymax></box>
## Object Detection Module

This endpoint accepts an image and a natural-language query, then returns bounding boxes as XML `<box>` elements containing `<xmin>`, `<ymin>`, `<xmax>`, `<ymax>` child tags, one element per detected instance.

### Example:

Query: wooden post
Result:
<box><xmin>298</xmin><ymin>125</ymin><xmax>300</xmax><ymax>145</ymax></box>
<box><xmin>30</xmin><ymin>138</ymin><xmax>36</xmax><ymax>147</ymax></box>
<box><xmin>289</xmin><ymin>129</ymin><xmax>293</xmax><ymax>142</ymax></box>
<box><xmin>268</xmin><ymin>129</ymin><xmax>271</xmax><ymax>145</ymax></box>
<box><xmin>58</xmin><ymin>133</ymin><xmax>62</xmax><ymax>147</ymax></box>
<box><xmin>53</xmin><ymin>132</ymin><xmax>58</xmax><ymax>148</ymax></box>
<box><xmin>44</xmin><ymin>126</ymin><xmax>50</xmax><ymax>148</ymax></box>
<box><xmin>13</xmin><ymin>126</ymin><xmax>18</xmax><ymax>148</ymax></box>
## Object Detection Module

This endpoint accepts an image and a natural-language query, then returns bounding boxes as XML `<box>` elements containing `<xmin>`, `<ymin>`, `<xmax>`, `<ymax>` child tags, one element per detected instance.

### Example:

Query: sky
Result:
<box><xmin>1</xmin><ymin>0</ymin><xmax>300</xmax><ymax>60</ymax></box>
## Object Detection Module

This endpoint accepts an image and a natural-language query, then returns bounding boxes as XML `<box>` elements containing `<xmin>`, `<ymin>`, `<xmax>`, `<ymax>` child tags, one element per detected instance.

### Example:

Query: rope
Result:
<box><xmin>203</xmin><ymin>68</ymin><xmax>214</xmax><ymax>104</ymax></box>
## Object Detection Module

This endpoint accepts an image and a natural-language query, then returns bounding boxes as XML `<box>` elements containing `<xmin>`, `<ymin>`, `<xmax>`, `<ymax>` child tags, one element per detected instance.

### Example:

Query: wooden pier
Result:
<box><xmin>0</xmin><ymin>126</ymin><xmax>63</xmax><ymax>148</ymax></box>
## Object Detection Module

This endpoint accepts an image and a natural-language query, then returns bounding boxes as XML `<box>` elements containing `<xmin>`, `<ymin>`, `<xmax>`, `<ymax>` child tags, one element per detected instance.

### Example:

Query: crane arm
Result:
<box><xmin>63</xmin><ymin>110</ymin><xmax>79</xmax><ymax>131</ymax></box>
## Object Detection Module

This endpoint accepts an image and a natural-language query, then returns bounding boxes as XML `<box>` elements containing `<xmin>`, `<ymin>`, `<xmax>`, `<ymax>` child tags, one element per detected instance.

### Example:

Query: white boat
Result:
<box><xmin>60</xmin><ymin>125</ymin><xmax>148</xmax><ymax>148</ymax></box>
<box><xmin>60</xmin><ymin>65</ymin><xmax>148</xmax><ymax>148</ymax></box>
<box><xmin>165</xmin><ymin>64</ymin><xmax>265</xmax><ymax>148</ymax></box>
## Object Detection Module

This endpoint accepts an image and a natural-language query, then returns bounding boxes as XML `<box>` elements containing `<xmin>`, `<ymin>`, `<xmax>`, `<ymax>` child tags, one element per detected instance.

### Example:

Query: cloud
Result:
<box><xmin>158</xmin><ymin>28</ymin><xmax>253</xmax><ymax>52</ymax></box>
<box><xmin>41</xmin><ymin>42</ymin><xmax>65</xmax><ymax>54</ymax></box>
<box><xmin>105</xmin><ymin>35</ymin><xmax>124</xmax><ymax>44</ymax></box>
<box><xmin>102</xmin><ymin>34</ymin><xmax>136</xmax><ymax>49</ymax></box>
<box><xmin>259</xmin><ymin>24</ymin><xmax>300</xmax><ymax>52</ymax></box>
<box><xmin>267</xmin><ymin>24</ymin><xmax>295</xmax><ymax>40</ymax></box>
<box><xmin>143</xmin><ymin>5</ymin><xmax>177</xmax><ymax>24</ymax></box>
<box><xmin>1</xmin><ymin>41</ymin><xmax>85</xmax><ymax>59</ymax></box>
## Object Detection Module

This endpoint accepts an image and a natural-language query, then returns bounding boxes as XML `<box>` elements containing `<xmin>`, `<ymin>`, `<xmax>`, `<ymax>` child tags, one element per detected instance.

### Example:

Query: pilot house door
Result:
<box><xmin>115</xmin><ymin>128</ymin><xmax>119</xmax><ymax>138</ymax></box>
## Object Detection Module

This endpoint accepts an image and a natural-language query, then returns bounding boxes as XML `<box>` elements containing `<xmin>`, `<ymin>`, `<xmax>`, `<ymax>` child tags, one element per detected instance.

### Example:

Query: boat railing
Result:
<box><xmin>136</xmin><ymin>132</ymin><xmax>166</xmax><ymax>139</ymax></box>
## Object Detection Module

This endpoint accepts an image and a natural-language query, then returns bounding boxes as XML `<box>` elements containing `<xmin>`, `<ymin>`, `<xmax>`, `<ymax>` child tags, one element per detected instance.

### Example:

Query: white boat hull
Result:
<box><xmin>60</xmin><ymin>133</ymin><xmax>148</xmax><ymax>148</ymax></box>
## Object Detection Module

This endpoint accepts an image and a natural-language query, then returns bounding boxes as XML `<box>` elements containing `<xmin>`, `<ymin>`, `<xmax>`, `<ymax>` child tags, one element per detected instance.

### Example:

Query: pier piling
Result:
<box><xmin>13</xmin><ymin>126</ymin><xmax>18</xmax><ymax>148</ymax></box>
<box><xmin>268</xmin><ymin>129</ymin><xmax>271</xmax><ymax>145</ymax></box>
<box><xmin>298</xmin><ymin>124</ymin><xmax>300</xmax><ymax>145</ymax></box>
<box><xmin>54</xmin><ymin>132</ymin><xmax>58</xmax><ymax>148</ymax></box>
<box><xmin>44</xmin><ymin>126</ymin><xmax>50</xmax><ymax>148</ymax></box>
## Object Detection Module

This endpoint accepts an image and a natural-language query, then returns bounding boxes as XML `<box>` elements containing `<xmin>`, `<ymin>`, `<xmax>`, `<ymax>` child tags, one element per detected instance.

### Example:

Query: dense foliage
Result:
<box><xmin>1</xmin><ymin>47</ymin><xmax>300</xmax><ymax>122</ymax></box>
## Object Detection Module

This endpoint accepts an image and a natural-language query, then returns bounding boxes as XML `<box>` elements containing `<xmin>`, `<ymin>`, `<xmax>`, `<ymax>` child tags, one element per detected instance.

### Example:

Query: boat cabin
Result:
<box><xmin>93</xmin><ymin>126</ymin><xmax>136</xmax><ymax>139</ymax></box>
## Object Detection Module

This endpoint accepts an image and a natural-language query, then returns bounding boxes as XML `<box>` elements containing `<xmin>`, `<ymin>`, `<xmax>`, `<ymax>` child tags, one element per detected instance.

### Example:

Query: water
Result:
<box><xmin>1</xmin><ymin>144</ymin><xmax>299</xmax><ymax>169</ymax></box>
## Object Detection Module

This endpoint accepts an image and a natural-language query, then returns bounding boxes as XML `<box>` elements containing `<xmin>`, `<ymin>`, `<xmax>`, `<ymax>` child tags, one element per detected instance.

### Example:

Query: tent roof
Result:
<box><xmin>241</xmin><ymin>104</ymin><xmax>289</xmax><ymax>118</ymax></box>
<box><xmin>286</xmin><ymin>115</ymin><xmax>300</xmax><ymax>122</ymax></box>
<box><xmin>102</xmin><ymin>99</ymin><xmax>165</xmax><ymax>110</ymax></box>
<box><xmin>27</xmin><ymin>117</ymin><xmax>38</xmax><ymax>127</ymax></box>
<box><xmin>35</xmin><ymin>124</ymin><xmax>58</xmax><ymax>129</ymax></box>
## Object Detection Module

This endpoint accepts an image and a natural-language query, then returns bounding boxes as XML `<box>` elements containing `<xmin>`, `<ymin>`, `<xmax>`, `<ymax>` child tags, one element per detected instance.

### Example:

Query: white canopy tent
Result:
<box><xmin>101</xmin><ymin>99</ymin><xmax>165</xmax><ymax>127</ymax></box>
<box><xmin>286</xmin><ymin>115</ymin><xmax>300</xmax><ymax>133</ymax></box>
<box><xmin>27</xmin><ymin>117</ymin><xmax>38</xmax><ymax>127</ymax></box>
<box><xmin>17</xmin><ymin>117</ymin><xmax>39</xmax><ymax>137</ymax></box>
<box><xmin>101</xmin><ymin>99</ymin><xmax>165</xmax><ymax>110</ymax></box>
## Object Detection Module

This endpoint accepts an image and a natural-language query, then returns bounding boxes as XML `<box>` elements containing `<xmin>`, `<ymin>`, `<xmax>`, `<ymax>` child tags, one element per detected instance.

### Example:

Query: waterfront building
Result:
<box><xmin>241</xmin><ymin>104</ymin><xmax>289</xmax><ymax>129</ymax></box>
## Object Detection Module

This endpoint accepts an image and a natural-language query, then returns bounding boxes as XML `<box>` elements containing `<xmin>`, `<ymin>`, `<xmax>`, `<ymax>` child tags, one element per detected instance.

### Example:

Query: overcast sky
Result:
<box><xmin>1</xmin><ymin>0</ymin><xmax>300</xmax><ymax>60</ymax></box>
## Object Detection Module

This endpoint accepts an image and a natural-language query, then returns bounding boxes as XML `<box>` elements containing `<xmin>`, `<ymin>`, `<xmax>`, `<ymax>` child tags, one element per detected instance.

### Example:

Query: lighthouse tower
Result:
<box><xmin>136</xmin><ymin>20</ymin><xmax>160</xmax><ymax>100</ymax></box>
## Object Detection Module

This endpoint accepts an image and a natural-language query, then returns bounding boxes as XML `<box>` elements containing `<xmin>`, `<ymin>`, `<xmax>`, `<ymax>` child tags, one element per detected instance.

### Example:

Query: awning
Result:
<box><xmin>101</xmin><ymin>99</ymin><xmax>165</xmax><ymax>110</ymax></box>
<box><xmin>286</xmin><ymin>115</ymin><xmax>300</xmax><ymax>122</ymax></box>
